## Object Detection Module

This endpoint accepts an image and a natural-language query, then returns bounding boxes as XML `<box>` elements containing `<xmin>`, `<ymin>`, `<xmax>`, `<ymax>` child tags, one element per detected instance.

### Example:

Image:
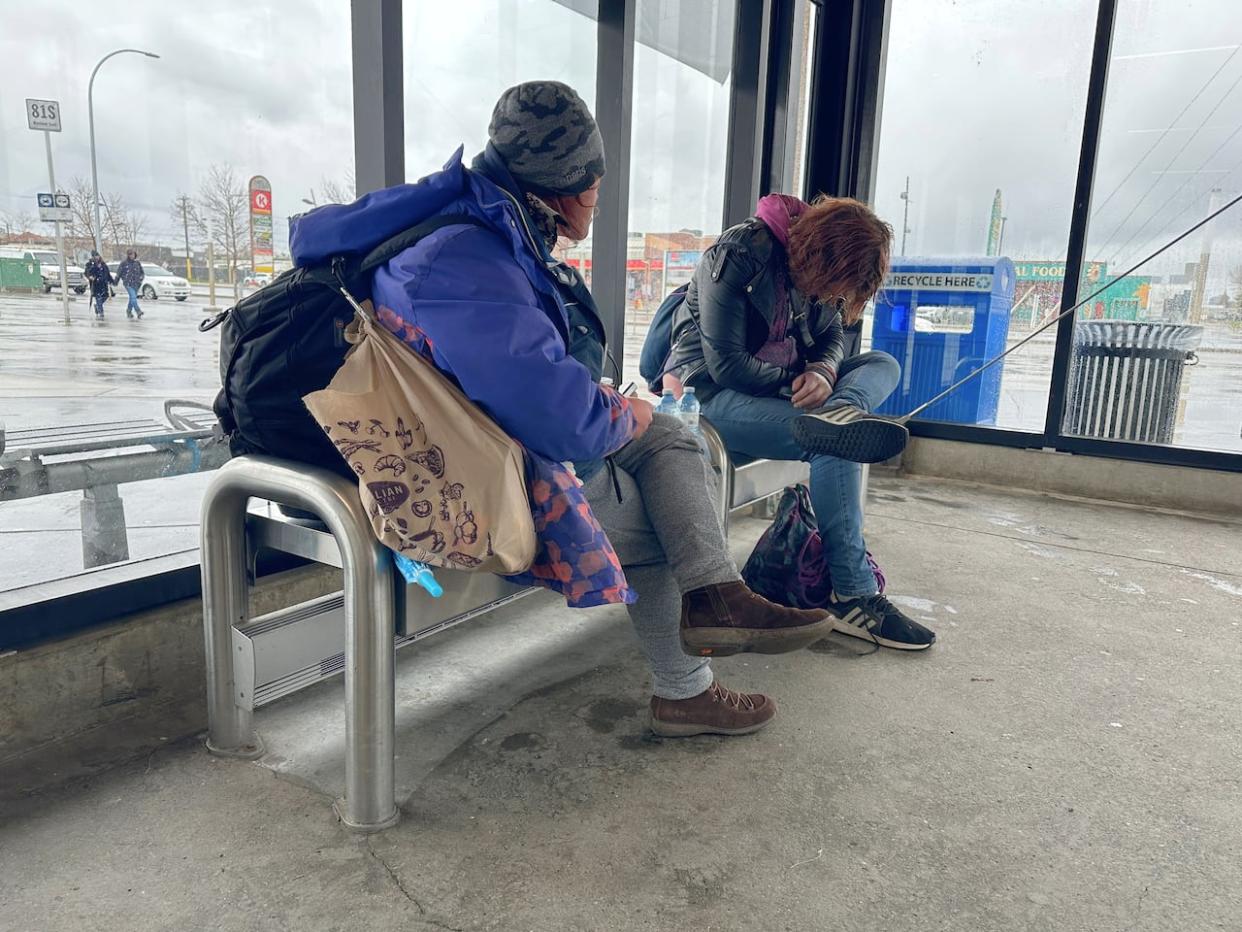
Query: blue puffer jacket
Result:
<box><xmin>288</xmin><ymin>147</ymin><xmax>633</xmax><ymax>470</ymax></box>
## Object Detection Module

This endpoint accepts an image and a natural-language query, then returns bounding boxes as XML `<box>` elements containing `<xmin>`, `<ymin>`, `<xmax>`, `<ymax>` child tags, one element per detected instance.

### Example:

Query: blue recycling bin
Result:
<box><xmin>872</xmin><ymin>257</ymin><xmax>1016</xmax><ymax>424</ymax></box>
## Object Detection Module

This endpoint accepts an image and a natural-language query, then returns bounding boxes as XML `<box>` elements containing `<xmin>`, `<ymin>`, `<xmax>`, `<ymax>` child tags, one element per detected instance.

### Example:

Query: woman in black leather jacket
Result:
<box><xmin>663</xmin><ymin>194</ymin><xmax>935</xmax><ymax>651</ymax></box>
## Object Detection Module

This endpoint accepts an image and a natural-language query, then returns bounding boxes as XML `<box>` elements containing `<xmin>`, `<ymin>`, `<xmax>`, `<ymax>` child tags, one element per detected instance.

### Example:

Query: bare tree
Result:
<box><xmin>169</xmin><ymin>193</ymin><xmax>200</xmax><ymax>278</ymax></box>
<box><xmin>16</xmin><ymin>209</ymin><xmax>36</xmax><ymax>238</ymax></box>
<box><xmin>0</xmin><ymin>208</ymin><xmax>37</xmax><ymax>240</ymax></box>
<box><xmin>1231</xmin><ymin>264</ymin><xmax>1242</xmax><ymax>309</ymax></box>
<box><xmin>62</xmin><ymin>178</ymin><xmax>149</xmax><ymax>258</ymax></box>
<box><xmin>193</xmin><ymin>164</ymin><xmax>248</xmax><ymax>296</ymax></box>
<box><xmin>101</xmin><ymin>192</ymin><xmax>147</xmax><ymax>254</ymax></box>
<box><xmin>318</xmin><ymin>170</ymin><xmax>357</xmax><ymax>205</ymax></box>
<box><xmin>67</xmin><ymin>176</ymin><xmax>100</xmax><ymax>249</ymax></box>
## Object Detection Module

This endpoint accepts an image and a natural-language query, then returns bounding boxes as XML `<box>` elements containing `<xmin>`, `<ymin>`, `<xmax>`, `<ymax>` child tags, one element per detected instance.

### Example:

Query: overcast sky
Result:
<box><xmin>0</xmin><ymin>0</ymin><xmax>732</xmax><ymax>255</ymax></box>
<box><xmin>0</xmin><ymin>0</ymin><xmax>354</xmax><ymax>254</ymax></box>
<box><xmin>875</xmin><ymin>0</ymin><xmax>1242</xmax><ymax>289</ymax></box>
<box><xmin>2</xmin><ymin>0</ymin><xmax>1239</xmax><ymax>289</ymax></box>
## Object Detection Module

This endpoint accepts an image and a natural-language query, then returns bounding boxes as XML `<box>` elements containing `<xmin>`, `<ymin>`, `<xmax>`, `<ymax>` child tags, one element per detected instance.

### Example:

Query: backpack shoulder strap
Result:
<box><xmin>358</xmin><ymin>214</ymin><xmax>488</xmax><ymax>274</ymax></box>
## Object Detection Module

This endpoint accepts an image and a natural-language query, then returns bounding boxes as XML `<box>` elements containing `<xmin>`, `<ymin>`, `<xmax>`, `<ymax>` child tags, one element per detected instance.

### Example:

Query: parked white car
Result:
<box><xmin>137</xmin><ymin>264</ymin><xmax>191</xmax><ymax>301</ymax></box>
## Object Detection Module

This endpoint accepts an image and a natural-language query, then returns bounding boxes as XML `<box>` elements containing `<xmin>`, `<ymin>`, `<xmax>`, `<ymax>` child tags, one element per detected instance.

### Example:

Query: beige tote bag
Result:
<box><xmin>302</xmin><ymin>301</ymin><xmax>536</xmax><ymax>574</ymax></box>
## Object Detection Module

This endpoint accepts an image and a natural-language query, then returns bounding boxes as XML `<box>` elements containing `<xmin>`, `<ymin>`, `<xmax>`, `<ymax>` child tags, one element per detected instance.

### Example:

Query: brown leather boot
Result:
<box><xmin>650</xmin><ymin>682</ymin><xmax>777</xmax><ymax>737</ymax></box>
<box><xmin>680</xmin><ymin>580</ymin><xmax>834</xmax><ymax>656</ymax></box>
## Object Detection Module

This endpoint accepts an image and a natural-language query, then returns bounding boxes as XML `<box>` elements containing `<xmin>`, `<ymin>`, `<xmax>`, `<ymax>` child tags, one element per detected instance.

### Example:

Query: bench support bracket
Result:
<box><xmin>81</xmin><ymin>483</ymin><xmax>130</xmax><ymax>567</ymax></box>
<box><xmin>200</xmin><ymin>456</ymin><xmax>398</xmax><ymax>832</ymax></box>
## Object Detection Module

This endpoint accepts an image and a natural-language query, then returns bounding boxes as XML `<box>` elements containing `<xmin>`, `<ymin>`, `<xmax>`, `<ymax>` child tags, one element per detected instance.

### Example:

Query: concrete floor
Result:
<box><xmin>2</xmin><ymin>475</ymin><xmax>1241</xmax><ymax>931</ymax></box>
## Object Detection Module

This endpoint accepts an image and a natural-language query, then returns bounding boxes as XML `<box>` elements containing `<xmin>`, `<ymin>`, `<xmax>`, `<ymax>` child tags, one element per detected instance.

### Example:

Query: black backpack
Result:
<box><xmin>202</xmin><ymin>215</ymin><xmax>483</xmax><ymax>478</ymax></box>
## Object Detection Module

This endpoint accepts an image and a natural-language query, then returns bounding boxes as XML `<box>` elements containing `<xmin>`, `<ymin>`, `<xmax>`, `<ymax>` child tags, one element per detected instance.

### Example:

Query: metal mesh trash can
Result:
<box><xmin>1065</xmin><ymin>321</ymin><xmax>1202</xmax><ymax>443</ymax></box>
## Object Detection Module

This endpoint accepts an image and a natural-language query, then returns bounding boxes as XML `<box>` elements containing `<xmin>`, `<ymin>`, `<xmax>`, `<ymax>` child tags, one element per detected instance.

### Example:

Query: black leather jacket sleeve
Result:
<box><xmin>695</xmin><ymin>245</ymin><xmax>792</xmax><ymax>396</ymax></box>
<box><xmin>805</xmin><ymin>305</ymin><xmax>847</xmax><ymax>380</ymax></box>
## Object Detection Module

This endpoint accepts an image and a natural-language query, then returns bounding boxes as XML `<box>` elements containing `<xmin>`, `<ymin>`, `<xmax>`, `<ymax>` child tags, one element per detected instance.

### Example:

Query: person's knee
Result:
<box><xmin>652</xmin><ymin>411</ymin><xmax>707</xmax><ymax>448</ymax></box>
<box><xmin>867</xmin><ymin>351</ymin><xmax>902</xmax><ymax>393</ymax></box>
<box><xmin>650</xmin><ymin>411</ymin><xmax>685</xmax><ymax>432</ymax></box>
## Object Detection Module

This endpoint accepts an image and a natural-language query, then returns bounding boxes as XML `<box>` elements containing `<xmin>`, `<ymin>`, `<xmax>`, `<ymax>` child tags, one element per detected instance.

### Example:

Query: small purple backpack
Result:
<box><xmin>741</xmin><ymin>484</ymin><xmax>885</xmax><ymax>609</ymax></box>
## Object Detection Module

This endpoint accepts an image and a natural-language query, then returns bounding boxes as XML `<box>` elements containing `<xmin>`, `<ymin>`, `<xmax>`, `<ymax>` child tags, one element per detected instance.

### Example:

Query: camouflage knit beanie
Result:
<box><xmin>488</xmin><ymin>81</ymin><xmax>605</xmax><ymax>196</ymax></box>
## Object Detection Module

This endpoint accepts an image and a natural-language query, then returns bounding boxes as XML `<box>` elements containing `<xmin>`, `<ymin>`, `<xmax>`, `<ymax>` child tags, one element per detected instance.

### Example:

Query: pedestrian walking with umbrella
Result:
<box><xmin>84</xmin><ymin>250</ymin><xmax>113</xmax><ymax>320</ymax></box>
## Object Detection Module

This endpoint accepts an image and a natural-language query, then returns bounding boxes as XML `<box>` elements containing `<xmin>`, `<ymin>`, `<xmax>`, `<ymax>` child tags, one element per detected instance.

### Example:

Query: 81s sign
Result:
<box><xmin>26</xmin><ymin>98</ymin><xmax>62</xmax><ymax>132</ymax></box>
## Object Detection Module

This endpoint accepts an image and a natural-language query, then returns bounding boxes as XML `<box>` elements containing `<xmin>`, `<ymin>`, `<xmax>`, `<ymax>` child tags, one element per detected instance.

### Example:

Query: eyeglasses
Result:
<box><xmin>574</xmin><ymin>183</ymin><xmax>601</xmax><ymax>219</ymax></box>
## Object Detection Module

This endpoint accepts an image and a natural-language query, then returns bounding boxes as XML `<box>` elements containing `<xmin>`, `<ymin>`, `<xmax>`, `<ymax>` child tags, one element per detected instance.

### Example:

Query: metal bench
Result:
<box><xmin>199</xmin><ymin>429</ymin><xmax>818</xmax><ymax>833</ymax></box>
<box><xmin>1</xmin><ymin>400</ymin><xmax>228</xmax><ymax>566</ymax></box>
<box><xmin>699</xmin><ymin>418</ymin><xmax>811</xmax><ymax>531</ymax></box>
<box><xmin>200</xmin><ymin>456</ymin><xmax>537</xmax><ymax>832</ymax></box>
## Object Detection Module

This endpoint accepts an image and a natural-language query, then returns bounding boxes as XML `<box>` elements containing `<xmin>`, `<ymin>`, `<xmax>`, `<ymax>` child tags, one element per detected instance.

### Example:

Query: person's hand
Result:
<box><xmin>791</xmin><ymin>371</ymin><xmax>832</xmax><ymax>410</ymax></box>
<box><xmin>628</xmin><ymin>396</ymin><xmax>654</xmax><ymax>438</ymax></box>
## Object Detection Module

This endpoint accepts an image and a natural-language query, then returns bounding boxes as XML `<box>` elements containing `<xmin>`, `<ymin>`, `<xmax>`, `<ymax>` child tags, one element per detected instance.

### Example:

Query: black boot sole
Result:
<box><xmin>792</xmin><ymin>414</ymin><xmax>909</xmax><ymax>464</ymax></box>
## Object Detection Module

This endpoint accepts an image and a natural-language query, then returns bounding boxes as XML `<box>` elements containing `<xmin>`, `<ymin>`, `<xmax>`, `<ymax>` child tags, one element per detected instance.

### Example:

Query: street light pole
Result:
<box><xmin>174</xmin><ymin>195</ymin><xmax>194</xmax><ymax>281</ymax></box>
<box><xmin>1189</xmin><ymin>187</ymin><xmax>1222</xmax><ymax>324</ymax></box>
<box><xmin>898</xmin><ymin>176</ymin><xmax>912</xmax><ymax>257</ymax></box>
<box><xmin>88</xmin><ymin>48</ymin><xmax>159</xmax><ymax>254</ymax></box>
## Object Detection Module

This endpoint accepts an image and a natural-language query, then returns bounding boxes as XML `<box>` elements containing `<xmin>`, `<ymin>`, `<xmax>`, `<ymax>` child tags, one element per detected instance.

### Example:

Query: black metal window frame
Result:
<box><xmin>802</xmin><ymin>0</ymin><xmax>1241</xmax><ymax>475</ymax></box>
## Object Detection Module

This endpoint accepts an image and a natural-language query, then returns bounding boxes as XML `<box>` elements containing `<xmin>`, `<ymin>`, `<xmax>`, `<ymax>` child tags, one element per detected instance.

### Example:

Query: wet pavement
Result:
<box><xmin>3</xmin><ymin>288</ymin><xmax>1240</xmax><ymax>593</ymax></box>
<box><xmin>1</xmin><ymin>289</ymin><xmax>224</xmax><ymax>592</ymax></box>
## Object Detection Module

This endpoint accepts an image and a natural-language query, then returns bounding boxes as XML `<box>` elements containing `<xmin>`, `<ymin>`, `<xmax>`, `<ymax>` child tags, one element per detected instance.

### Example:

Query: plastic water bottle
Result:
<box><xmin>655</xmin><ymin>388</ymin><xmax>679</xmax><ymax>418</ymax></box>
<box><xmin>391</xmin><ymin>551</ymin><xmax>443</xmax><ymax>598</ymax></box>
<box><xmin>678</xmin><ymin>386</ymin><xmax>701</xmax><ymax>434</ymax></box>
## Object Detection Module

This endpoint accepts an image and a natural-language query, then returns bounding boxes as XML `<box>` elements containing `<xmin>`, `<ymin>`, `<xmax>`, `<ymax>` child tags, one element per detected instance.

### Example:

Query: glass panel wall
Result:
<box><xmin>0</xmin><ymin>1</ymin><xmax>353</xmax><ymax>593</ymax></box>
<box><xmin>402</xmin><ymin>0</ymin><xmax>600</xmax><ymax>341</ymax></box>
<box><xmin>788</xmin><ymin>0</ymin><xmax>818</xmax><ymax>200</ymax></box>
<box><xmin>402</xmin><ymin>0</ymin><xmax>599</xmax><ymax>183</ymax></box>
<box><xmin>869</xmin><ymin>0</ymin><xmax>1098</xmax><ymax>432</ymax></box>
<box><xmin>622</xmin><ymin>0</ymin><xmax>737</xmax><ymax>381</ymax></box>
<box><xmin>1066</xmin><ymin>2</ymin><xmax>1242</xmax><ymax>454</ymax></box>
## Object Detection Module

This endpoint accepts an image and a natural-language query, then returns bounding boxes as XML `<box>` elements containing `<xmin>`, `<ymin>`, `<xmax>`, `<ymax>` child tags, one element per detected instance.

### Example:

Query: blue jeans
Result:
<box><xmin>125</xmin><ymin>285</ymin><xmax>141</xmax><ymax>315</ymax></box>
<box><xmin>701</xmin><ymin>351</ymin><xmax>901</xmax><ymax>597</ymax></box>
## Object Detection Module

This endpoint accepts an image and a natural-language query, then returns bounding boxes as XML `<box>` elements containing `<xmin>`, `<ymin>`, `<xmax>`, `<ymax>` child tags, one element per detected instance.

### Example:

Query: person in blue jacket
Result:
<box><xmin>289</xmin><ymin>82</ymin><xmax>833</xmax><ymax>738</ymax></box>
<box><xmin>115</xmin><ymin>249</ymin><xmax>145</xmax><ymax>319</ymax></box>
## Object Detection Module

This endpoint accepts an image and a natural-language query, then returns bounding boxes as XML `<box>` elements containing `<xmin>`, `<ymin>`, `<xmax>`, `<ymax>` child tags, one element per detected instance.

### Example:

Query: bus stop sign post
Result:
<box><xmin>27</xmin><ymin>98</ymin><xmax>71</xmax><ymax>325</ymax></box>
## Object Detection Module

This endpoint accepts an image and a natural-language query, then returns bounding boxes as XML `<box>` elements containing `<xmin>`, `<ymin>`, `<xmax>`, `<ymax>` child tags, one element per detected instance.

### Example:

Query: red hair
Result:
<box><xmin>787</xmin><ymin>196</ymin><xmax>892</xmax><ymax>324</ymax></box>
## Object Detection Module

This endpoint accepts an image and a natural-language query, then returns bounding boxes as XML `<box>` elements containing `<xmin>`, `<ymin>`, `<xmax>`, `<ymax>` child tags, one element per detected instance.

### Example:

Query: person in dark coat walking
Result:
<box><xmin>115</xmin><ymin>249</ymin><xmax>145</xmax><ymax>319</ymax></box>
<box><xmin>84</xmin><ymin>251</ymin><xmax>112</xmax><ymax>319</ymax></box>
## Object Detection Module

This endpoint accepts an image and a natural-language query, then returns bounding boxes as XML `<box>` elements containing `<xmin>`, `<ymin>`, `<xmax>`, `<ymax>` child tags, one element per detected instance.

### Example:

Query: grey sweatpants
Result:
<box><xmin>582</xmin><ymin>413</ymin><xmax>738</xmax><ymax>700</ymax></box>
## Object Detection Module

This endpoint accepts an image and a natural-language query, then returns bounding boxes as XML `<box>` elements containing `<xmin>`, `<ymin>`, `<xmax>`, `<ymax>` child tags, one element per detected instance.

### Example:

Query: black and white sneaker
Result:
<box><xmin>827</xmin><ymin>592</ymin><xmax>936</xmax><ymax>651</ymax></box>
<box><xmin>791</xmin><ymin>405</ymin><xmax>909</xmax><ymax>464</ymax></box>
